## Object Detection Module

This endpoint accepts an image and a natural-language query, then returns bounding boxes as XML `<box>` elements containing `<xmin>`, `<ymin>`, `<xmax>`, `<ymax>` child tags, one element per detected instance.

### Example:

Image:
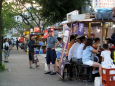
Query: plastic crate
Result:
<box><xmin>102</xmin><ymin>68</ymin><xmax>115</xmax><ymax>86</ymax></box>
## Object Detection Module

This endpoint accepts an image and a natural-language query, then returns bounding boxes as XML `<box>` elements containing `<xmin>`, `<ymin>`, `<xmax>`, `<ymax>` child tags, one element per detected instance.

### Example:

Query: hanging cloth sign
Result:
<box><xmin>72</xmin><ymin>23</ymin><xmax>78</xmax><ymax>34</ymax></box>
<box><xmin>77</xmin><ymin>23</ymin><xmax>84</xmax><ymax>35</ymax></box>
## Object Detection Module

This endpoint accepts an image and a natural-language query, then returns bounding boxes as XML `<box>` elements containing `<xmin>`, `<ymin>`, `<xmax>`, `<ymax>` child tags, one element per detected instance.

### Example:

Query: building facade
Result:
<box><xmin>92</xmin><ymin>0</ymin><xmax>115</xmax><ymax>11</ymax></box>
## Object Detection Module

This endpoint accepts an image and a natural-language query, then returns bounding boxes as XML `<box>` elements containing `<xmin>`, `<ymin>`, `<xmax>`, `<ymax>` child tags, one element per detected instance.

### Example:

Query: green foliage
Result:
<box><xmin>0</xmin><ymin>63</ymin><xmax>6</xmax><ymax>71</ymax></box>
<box><xmin>13</xmin><ymin>0</ymin><xmax>42</xmax><ymax>29</ymax></box>
<box><xmin>1</xmin><ymin>0</ymin><xmax>91</xmax><ymax>33</ymax></box>
<box><xmin>2</xmin><ymin>1</ymin><xmax>19</xmax><ymax>34</ymax></box>
<box><xmin>37</xmin><ymin>0</ymin><xmax>90</xmax><ymax>24</ymax></box>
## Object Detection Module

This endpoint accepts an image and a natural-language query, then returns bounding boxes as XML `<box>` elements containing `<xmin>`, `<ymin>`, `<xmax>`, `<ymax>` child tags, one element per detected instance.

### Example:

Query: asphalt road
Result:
<box><xmin>0</xmin><ymin>47</ymin><xmax>93</xmax><ymax>86</ymax></box>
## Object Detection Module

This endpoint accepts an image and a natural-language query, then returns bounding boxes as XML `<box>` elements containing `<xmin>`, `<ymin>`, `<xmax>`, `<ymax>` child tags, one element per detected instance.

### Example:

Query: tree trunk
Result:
<box><xmin>0</xmin><ymin>0</ymin><xmax>3</xmax><ymax>63</ymax></box>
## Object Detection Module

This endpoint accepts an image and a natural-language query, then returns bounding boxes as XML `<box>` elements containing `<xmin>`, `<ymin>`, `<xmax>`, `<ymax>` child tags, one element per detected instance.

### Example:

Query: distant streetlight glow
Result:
<box><xmin>112</xmin><ymin>24</ymin><xmax>115</xmax><ymax>28</ymax></box>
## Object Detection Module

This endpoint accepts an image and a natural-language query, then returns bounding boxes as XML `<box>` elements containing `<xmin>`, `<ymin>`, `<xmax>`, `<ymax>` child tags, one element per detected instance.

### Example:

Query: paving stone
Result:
<box><xmin>0</xmin><ymin>47</ymin><xmax>93</xmax><ymax>86</ymax></box>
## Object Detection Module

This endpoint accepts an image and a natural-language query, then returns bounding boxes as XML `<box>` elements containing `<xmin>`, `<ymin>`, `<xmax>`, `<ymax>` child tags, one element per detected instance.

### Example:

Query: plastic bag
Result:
<box><xmin>44</xmin><ymin>63</ymin><xmax>48</xmax><ymax>72</ymax></box>
<box><xmin>94</xmin><ymin>77</ymin><xmax>102</xmax><ymax>86</ymax></box>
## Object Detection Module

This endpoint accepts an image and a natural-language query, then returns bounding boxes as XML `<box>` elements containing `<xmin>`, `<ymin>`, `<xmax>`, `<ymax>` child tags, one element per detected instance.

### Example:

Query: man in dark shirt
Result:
<box><xmin>16</xmin><ymin>38</ymin><xmax>19</xmax><ymax>50</ymax></box>
<box><xmin>28</xmin><ymin>36</ymin><xmax>35</xmax><ymax>68</ymax></box>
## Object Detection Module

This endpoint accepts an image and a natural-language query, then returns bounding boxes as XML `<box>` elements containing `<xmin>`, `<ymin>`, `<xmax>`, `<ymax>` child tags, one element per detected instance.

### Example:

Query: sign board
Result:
<box><xmin>67</xmin><ymin>10</ymin><xmax>79</xmax><ymax>22</ymax></box>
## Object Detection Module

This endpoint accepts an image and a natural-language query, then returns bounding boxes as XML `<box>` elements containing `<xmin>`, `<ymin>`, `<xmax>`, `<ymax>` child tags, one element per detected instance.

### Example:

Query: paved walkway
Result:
<box><xmin>0</xmin><ymin>47</ymin><xmax>93</xmax><ymax>86</ymax></box>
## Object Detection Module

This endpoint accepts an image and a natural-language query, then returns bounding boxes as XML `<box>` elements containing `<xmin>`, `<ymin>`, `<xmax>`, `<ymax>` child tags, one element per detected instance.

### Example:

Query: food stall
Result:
<box><xmin>57</xmin><ymin>10</ymin><xmax>115</xmax><ymax>83</ymax></box>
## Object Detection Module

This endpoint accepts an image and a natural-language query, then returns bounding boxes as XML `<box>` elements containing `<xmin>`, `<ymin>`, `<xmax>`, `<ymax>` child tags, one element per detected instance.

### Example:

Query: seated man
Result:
<box><xmin>68</xmin><ymin>36</ymin><xmax>83</xmax><ymax>79</ymax></box>
<box><xmin>67</xmin><ymin>35</ymin><xmax>75</xmax><ymax>56</ymax></box>
<box><xmin>68</xmin><ymin>36</ymin><xmax>85</xmax><ymax>64</ymax></box>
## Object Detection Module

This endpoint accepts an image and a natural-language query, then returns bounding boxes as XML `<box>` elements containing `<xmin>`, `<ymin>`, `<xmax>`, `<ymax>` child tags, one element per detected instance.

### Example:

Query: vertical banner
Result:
<box><xmin>88</xmin><ymin>23</ymin><xmax>92</xmax><ymax>38</ymax></box>
<box><xmin>61</xmin><ymin>24</ymin><xmax>70</xmax><ymax>62</ymax></box>
<box><xmin>73</xmin><ymin>23</ymin><xmax>78</xmax><ymax>34</ymax></box>
<box><xmin>77</xmin><ymin>23</ymin><xmax>84</xmax><ymax>35</ymax></box>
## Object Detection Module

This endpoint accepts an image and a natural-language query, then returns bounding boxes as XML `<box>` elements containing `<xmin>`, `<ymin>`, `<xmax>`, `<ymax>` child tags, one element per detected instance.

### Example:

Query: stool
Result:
<box><xmin>69</xmin><ymin>60</ymin><xmax>81</xmax><ymax>80</ymax></box>
<box><xmin>77</xmin><ymin>64</ymin><xmax>93</xmax><ymax>81</ymax></box>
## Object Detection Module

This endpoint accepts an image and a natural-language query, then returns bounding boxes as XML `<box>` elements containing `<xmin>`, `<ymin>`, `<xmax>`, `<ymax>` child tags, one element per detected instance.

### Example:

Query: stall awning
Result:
<box><xmin>30</xmin><ymin>32</ymin><xmax>43</xmax><ymax>36</ymax></box>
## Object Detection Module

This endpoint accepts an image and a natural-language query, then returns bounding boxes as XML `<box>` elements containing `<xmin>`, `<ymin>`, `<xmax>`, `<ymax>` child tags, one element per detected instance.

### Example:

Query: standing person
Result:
<box><xmin>16</xmin><ymin>38</ymin><xmax>19</xmax><ymax>50</ymax></box>
<box><xmin>55</xmin><ymin>37</ymin><xmax>63</xmax><ymax>72</ymax></box>
<box><xmin>8</xmin><ymin>39</ymin><xmax>12</xmax><ymax>55</ymax></box>
<box><xmin>28</xmin><ymin>36</ymin><xmax>36</xmax><ymax>68</ymax></box>
<box><xmin>45</xmin><ymin>29</ymin><xmax>58</xmax><ymax>75</ymax></box>
<box><xmin>3</xmin><ymin>39</ymin><xmax>10</xmax><ymax>62</ymax></box>
<box><xmin>11</xmin><ymin>38</ymin><xmax>14</xmax><ymax>47</ymax></box>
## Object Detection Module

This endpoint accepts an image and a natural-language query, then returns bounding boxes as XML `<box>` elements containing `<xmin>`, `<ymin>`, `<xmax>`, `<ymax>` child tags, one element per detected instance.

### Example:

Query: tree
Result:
<box><xmin>15</xmin><ymin>0</ymin><xmax>43</xmax><ymax>29</ymax></box>
<box><xmin>2</xmin><ymin>0</ymin><xmax>42</xmax><ymax>36</ymax></box>
<box><xmin>38</xmin><ymin>0</ymin><xmax>90</xmax><ymax>24</ymax></box>
<box><xmin>2</xmin><ymin>2</ymin><xmax>19</xmax><ymax>35</ymax></box>
<box><xmin>0</xmin><ymin>0</ymin><xmax>3</xmax><ymax>63</ymax></box>
<box><xmin>0</xmin><ymin>0</ymin><xmax>22</xmax><ymax>63</ymax></box>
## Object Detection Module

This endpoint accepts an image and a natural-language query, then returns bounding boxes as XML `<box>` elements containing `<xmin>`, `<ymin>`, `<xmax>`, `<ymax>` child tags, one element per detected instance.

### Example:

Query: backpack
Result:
<box><xmin>4</xmin><ymin>45</ymin><xmax>9</xmax><ymax>50</ymax></box>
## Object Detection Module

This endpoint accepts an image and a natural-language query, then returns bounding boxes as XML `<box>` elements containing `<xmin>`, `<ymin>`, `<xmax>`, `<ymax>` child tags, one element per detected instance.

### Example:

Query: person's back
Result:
<box><xmin>101</xmin><ymin>44</ymin><xmax>113</xmax><ymax>68</ymax></box>
<box><xmin>28</xmin><ymin>39</ymin><xmax>35</xmax><ymax>53</ymax></box>
<box><xmin>3</xmin><ymin>41</ymin><xmax>9</xmax><ymax>50</ymax></box>
<box><xmin>3</xmin><ymin>41</ymin><xmax>10</xmax><ymax>62</ymax></box>
<box><xmin>16</xmin><ymin>39</ymin><xmax>19</xmax><ymax>50</ymax></box>
<box><xmin>82</xmin><ymin>46</ymin><xmax>94</xmax><ymax>63</ymax></box>
<box><xmin>16</xmin><ymin>40</ymin><xmax>19</xmax><ymax>44</ymax></box>
<box><xmin>56</xmin><ymin>42</ymin><xmax>63</xmax><ymax>55</ymax></box>
<box><xmin>68</xmin><ymin>42</ymin><xmax>80</xmax><ymax>61</ymax></box>
<box><xmin>76</xmin><ymin>43</ymin><xmax>85</xmax><ymax>59</ymax></box>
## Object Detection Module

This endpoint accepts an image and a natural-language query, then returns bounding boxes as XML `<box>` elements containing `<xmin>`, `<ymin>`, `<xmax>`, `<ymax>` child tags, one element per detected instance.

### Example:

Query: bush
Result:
<box><xmin>0</xmin><ymin>63</ymin><xmax>6</xmax><ymax>71</ymax></box>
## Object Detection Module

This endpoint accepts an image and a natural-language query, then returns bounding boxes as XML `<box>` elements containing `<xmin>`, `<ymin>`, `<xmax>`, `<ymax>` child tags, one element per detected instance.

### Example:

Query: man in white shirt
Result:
<box><xmin>76</xmin><ymin>36</ymin><xmax>86</xmax><ymax>60</ymax></box>
<box><xmin>68</xmin><ymin>36</ymin><xmax>81</xmax><ymax>61</ymax></box>
<box><xmin>68</xmin><ymin>36</ymin><xmax>86</xmax><ymax>63</ymax></box>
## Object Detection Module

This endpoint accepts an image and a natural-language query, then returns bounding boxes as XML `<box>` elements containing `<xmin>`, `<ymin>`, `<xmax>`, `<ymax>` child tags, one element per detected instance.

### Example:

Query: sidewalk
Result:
<box><xmin>0</xmin><ymin>47</ymin><xmax>93</xmax><ymax>86</ymax></box>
